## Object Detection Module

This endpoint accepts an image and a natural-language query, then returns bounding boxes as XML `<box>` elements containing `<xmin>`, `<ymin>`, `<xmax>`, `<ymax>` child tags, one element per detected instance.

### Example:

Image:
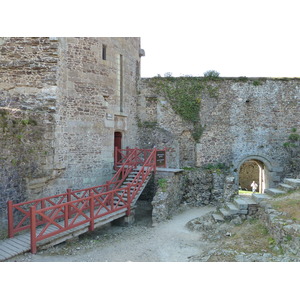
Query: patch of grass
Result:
<box><xmin>223</xmin><ymin>219</ymin><xmax>277</xmax><ymax>254</ymax></box>
<box><xmin>272</xmin><ymin>194</ymin><xmax>300</xmax><ymax>223</ymax></box>
<box><xmin>182</xmin><ymin>167</ymin><xmax>198</xmax><ymax>171</ymax></box>
<box><xmin>238</xmin><ymin>190</ymin><xmax>253</xmax><ymax>195</ymax></box>
<box><xmin>157</xmin><ymin>178</ymin><xmax>168</xmax><ymax>192</ymax></box>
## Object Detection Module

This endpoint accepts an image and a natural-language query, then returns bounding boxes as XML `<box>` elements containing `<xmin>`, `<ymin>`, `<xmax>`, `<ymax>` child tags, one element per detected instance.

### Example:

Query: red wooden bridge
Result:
<box><xmin>0</xmin><ymin>148</ymin><xmax>167</xmax><ymax>261</ymax></box>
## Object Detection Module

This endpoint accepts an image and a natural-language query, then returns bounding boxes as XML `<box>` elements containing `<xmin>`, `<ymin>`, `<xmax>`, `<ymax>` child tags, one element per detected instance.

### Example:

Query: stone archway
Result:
<box><xmin>239</xmin><ymin>160</ymin><xmax>265</xmax><ymax>193</ymax></box>
<box><xmin>236</xmin><ymin>155</ymin><xmax>273</xmax><ymax>194</ymax></box>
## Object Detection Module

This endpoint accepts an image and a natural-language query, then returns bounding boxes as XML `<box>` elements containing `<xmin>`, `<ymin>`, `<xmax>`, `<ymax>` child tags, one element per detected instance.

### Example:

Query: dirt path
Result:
<box><xmin>8</xmin><ymin>206</ymin><xmax>216</xmax><ymax>262</ymax></box>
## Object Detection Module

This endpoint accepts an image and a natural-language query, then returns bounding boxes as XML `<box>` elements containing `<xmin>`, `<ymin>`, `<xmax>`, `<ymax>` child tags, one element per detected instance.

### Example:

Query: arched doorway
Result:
<box><xmin>239</xmin><ymin>159</ymin><xmax>267</xmax><ymax>194</ymax></box>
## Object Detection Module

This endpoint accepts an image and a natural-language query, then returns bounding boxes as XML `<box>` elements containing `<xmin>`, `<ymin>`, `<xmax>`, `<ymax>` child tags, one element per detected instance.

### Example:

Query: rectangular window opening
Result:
<box><xmin>102</xmin><ymin>45</ymin><xmax>107</xmax><ymax>60</ymax></box>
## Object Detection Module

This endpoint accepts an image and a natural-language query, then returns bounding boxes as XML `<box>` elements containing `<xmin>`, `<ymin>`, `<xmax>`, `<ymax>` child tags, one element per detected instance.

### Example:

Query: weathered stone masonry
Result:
<box><xmin>0</xmin><ymin>37</ymin><xmax>141</xmax><ymax>230</ymax></box>
<box><xmin>138</xmin><ymin>77</ymin><xmax>300</xmax><ymax>191</ymax></box>
<box><xmin>0</xmin><ymin>37</ymin><xmax>59</xmax><ymax>230</ymax></box>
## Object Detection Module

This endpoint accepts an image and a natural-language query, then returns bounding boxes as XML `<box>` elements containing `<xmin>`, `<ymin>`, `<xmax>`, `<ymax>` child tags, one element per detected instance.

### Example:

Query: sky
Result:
<box><xmin>139</xmin><ymin>0</ymin><xmax>300</xmax><ymax>78</ymax></box>
<box><xmin>2</xmin><ymin>0</ymin><xmax>299</xmax><ymax>78</ymax></box>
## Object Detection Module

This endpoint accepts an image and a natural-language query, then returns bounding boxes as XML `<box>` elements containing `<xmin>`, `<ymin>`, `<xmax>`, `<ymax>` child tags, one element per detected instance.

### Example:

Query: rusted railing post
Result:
<box><xmin>114</xmin><ymin>147</ymin><xmax>118</xmax><ymax>170</ymax></box>
<box><xmin>30</xmin><ymin>206</ymin><xmax>37</xmax><ymax>254</ymax></box>
<box><xmin>67</xmin><ymin>188</ymin><xmax>72</xmax><ymax>218</ymax></box>
<box><xmin>89</xmin><ymin>192</ymin><xmax>94</xmax><ymax>232</ymax></box>
<box><xmin>64</xmin><ymin>202</ymin><xmax>69</xmax><ymax>228</ymax></box>
<box><xmin>106</xmin><ymin>181</ymin><xmax>111</xmax><ymax>192</ymax></box>
<box><xmin>110</xmin><ymin>191</ymin><xmax>115</xmax><ymax>210</ymax></box>
<box><xmin>7</xmin><ymin>200</ymin><xmax>14</xmax><ymax>238</ymax></box>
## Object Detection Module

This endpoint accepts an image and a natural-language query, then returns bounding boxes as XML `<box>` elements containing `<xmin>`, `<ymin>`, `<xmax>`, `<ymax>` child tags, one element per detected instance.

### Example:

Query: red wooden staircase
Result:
<box><xmin>0</xmin><ymin>148</ymin><xmax>166</xmax><ymax>260</ymax></box>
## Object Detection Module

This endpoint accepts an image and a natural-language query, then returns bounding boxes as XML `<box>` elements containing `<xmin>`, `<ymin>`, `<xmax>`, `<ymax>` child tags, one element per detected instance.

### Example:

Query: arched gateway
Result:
<box><xmin>236</xmin><ymin>155</ymin><xmax>274</xmax><ymax>194</ymax></box>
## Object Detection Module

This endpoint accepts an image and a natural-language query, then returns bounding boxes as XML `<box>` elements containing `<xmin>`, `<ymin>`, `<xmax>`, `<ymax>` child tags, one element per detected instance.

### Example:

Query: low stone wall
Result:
<box><xmin>256</xmin><ymin>201</ymin><xmax>300</xmax><ymax>255</ymax></box>
<box><xmin>151</xmin><ymin>171</ymin><xmax>185</xmax><ymax>224</ymax></box>
<box><xmin>151</xmin><ymin>168</ymin><xmax>235</xmax><ymax>224</ymax></box>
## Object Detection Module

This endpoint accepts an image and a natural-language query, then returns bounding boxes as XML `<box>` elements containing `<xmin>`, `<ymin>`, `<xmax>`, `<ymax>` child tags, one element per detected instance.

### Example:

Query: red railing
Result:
<box><xmin>7</xmin><ymin>147</ymin><xmax>167</xmax><ymax>253</ymax></box>
<box><xmin>29</xmin><ymin>187</ymin><xmax>131</xmax><ymax>253</ymax></box>
<box><xmin>114</xmin><ymin>147</ymin><xmax>154</xmax><ymax>170</ymax></box>
<box><xmin>127</xmin><ymin>148</ymin><xmax>158</xmax><ymax>207</ymax></box>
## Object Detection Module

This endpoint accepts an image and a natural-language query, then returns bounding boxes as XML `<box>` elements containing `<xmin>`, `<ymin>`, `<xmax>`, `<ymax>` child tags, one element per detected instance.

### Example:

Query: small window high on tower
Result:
<box><xmin>102</xmin><ymin>44</ymin><xmax>107</xmax><ymax>60</ymax></box>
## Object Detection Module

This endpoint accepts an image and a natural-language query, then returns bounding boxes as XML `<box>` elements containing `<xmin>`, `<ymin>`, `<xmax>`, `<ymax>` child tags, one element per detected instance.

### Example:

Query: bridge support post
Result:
<box><xmin>30</xmin><ymin>206</ymin><xmax>37</xmax><ymax>254</ymax></box>
<box><xmin>124</xmin><ymin>208</ymin><xmax>135</xmax><ymax>225</ymax></box>
<box><xmin>113</xmin><ymin>208</ymin><xmax>135</xmax><ymax>226</ymax></box>
<box><xmin>89</xmin><ymin>192</ymin><xmax>95</xmax><ymax>232</ymax></box>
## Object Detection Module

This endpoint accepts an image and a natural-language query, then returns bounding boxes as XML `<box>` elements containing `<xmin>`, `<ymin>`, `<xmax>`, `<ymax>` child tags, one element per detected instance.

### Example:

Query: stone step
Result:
<box><xmin>225</xmin><ymin>202</ymin><xmax>239</xmax><ymax>214</ymax></box>
<box><xmin>278</xmin><ymin>183</ymin><xmax>294</xmax><ymax>192</ymax></box>
<box><xmin>233</xmin><ymin>198</ymin><xmax>248</xmax><ymax>210</ymax></box>
<box><xmin>283</xmin><ymin>178</ymin><xmax>300</xmax><ymax>188</ymax></box>
<box><xmin>212</xmin><ymin>213</ymin><xmax>224</xmax><ymax>223</ymax></box>
<box><xmin>251</xmin><ymin>193</ymin><xmax>271</xmax><ymax>202</ymax></box>
<box><xmin>219</xmin><ymin>208</ymin><xmax>232</xmax><ymax>219</ymax></box>
<box><xmin>243</xmin><ymin>197</ymin><xmax>258</xmax><ymax>206</ymax></box>
<box><xmin>264</xmin><ymin>188</ymin><xmax>286</xmax><ymax>196</ymax></box>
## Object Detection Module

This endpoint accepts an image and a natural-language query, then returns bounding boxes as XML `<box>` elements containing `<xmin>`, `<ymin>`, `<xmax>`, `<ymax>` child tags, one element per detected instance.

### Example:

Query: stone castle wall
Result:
<box><xmin>139</xmin><ymin>78</ymin><xmax>300</xmax><ymax>188</ymax></box>
<box><xmin>49</xmin><ymin>37</ymin><xmax>141</xmax><ymax>196</ymax></box>
<box><xmin>0</xmin><ymin>37</ymin><xmax>59</xmax><ymax>229</ymax></box>
<box><xmin>0</xmin><ymin>37</ymin><xmax>141</xmax><ymax>230</ymax></box>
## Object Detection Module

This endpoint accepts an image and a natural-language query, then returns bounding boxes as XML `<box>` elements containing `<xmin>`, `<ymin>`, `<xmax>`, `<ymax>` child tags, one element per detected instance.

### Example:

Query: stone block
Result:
<box><xmin>233</xmin><ymin>198</ymin><xmax>248</xmax><ymax>210</ymax></box>
<box><xmin>212</xmin><ymin>213</ymin><xmax>224</xmax><ymax>222</ymax></box>
<box><xmin>252</xmin><ymin>193</ymin><xmax>271</xmax><ymax>202</ymax></box>
<box><xmin>278</xmin><ymin>183</ymin><xmax>294</xmax><ymax>192</ymax></box>
<box><xmin>284</xmin><ymin>178</ymin><xmax>300</xmax><ymax>188</ymax></box>
<box><xmin>264</xmin><ymin>188</ymin><xmax>285</xmax><ymax>196</ymax></box>
<box><xmin>226</xmin><ymin>203</ymin><xmax>239</xmax><ymax>214</ymax></box>
<box><xmin>219</xmin><ymin>208</ymin><xmax>231</xmax><ymax>219</ymax></box>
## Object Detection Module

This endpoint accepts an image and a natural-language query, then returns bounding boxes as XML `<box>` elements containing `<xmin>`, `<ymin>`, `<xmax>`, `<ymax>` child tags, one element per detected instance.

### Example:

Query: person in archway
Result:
<box><xmin>251</xmin><ymin>181</ymin><xmax>258</xmax><ymax>193</ymax></box>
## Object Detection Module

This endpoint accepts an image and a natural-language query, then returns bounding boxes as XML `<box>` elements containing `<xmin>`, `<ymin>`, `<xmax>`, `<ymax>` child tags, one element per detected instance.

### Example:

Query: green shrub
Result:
<box><xmin>203</xmin><ymin>70</ymin><xmax>220</xmax><ymax>78</ymax></box>
<box><xmin>158</xmin><ymin>178</ymin><xmax>168</xmax><ymax>192</ymax></box>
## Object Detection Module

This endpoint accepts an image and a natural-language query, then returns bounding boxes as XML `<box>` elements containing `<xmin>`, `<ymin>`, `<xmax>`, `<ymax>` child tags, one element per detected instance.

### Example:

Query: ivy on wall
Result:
<box><xmin>283</xmin><ymin>128</ymin><xmax>300</xmax><ymax>175</ymax></box>
<box><xmin>148</xmin><ymin>75</ymin><xmax>219</xmax><ymax>142</ymax></box>
<box><xmin>0</xmin><ymin>108</ymin><xmax>42</xmax><ymax>167</ymax></box>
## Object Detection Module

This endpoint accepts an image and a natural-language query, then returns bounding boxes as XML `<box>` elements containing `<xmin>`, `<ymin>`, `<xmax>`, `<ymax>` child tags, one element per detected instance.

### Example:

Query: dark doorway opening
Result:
<box><xmin>114</xmin><ymin>132</ymin><xmax>122</xmax><ymax>163</ymax></box>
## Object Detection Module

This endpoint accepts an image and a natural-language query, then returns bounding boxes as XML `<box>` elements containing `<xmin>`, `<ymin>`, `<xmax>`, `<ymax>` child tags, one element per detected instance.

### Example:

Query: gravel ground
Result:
<box><xmin>7</xmin><ymin>205</ymin><xmax>216</xmax><ymax>262</ymax></box>
<box><xmin>6</xmin><ymin>201</ymin><xmax>300</xmax><ymax>263</ymax></box>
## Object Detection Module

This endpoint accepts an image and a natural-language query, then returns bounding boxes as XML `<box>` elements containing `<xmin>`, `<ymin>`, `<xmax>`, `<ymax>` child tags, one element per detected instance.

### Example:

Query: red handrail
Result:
<box><xmin>126</xmin><ymin>148</ymin><xmax>158</xmax><ymax>214</ymax></box>
<box><xmin>7</xmin><ymin>149</ymin><xmax>139</xmax><ymax>238</ymax></box>
<box><xmin>7</xmin><ymin>147</ymin><xmax>167</xmax><ymax>253</ymax></box>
